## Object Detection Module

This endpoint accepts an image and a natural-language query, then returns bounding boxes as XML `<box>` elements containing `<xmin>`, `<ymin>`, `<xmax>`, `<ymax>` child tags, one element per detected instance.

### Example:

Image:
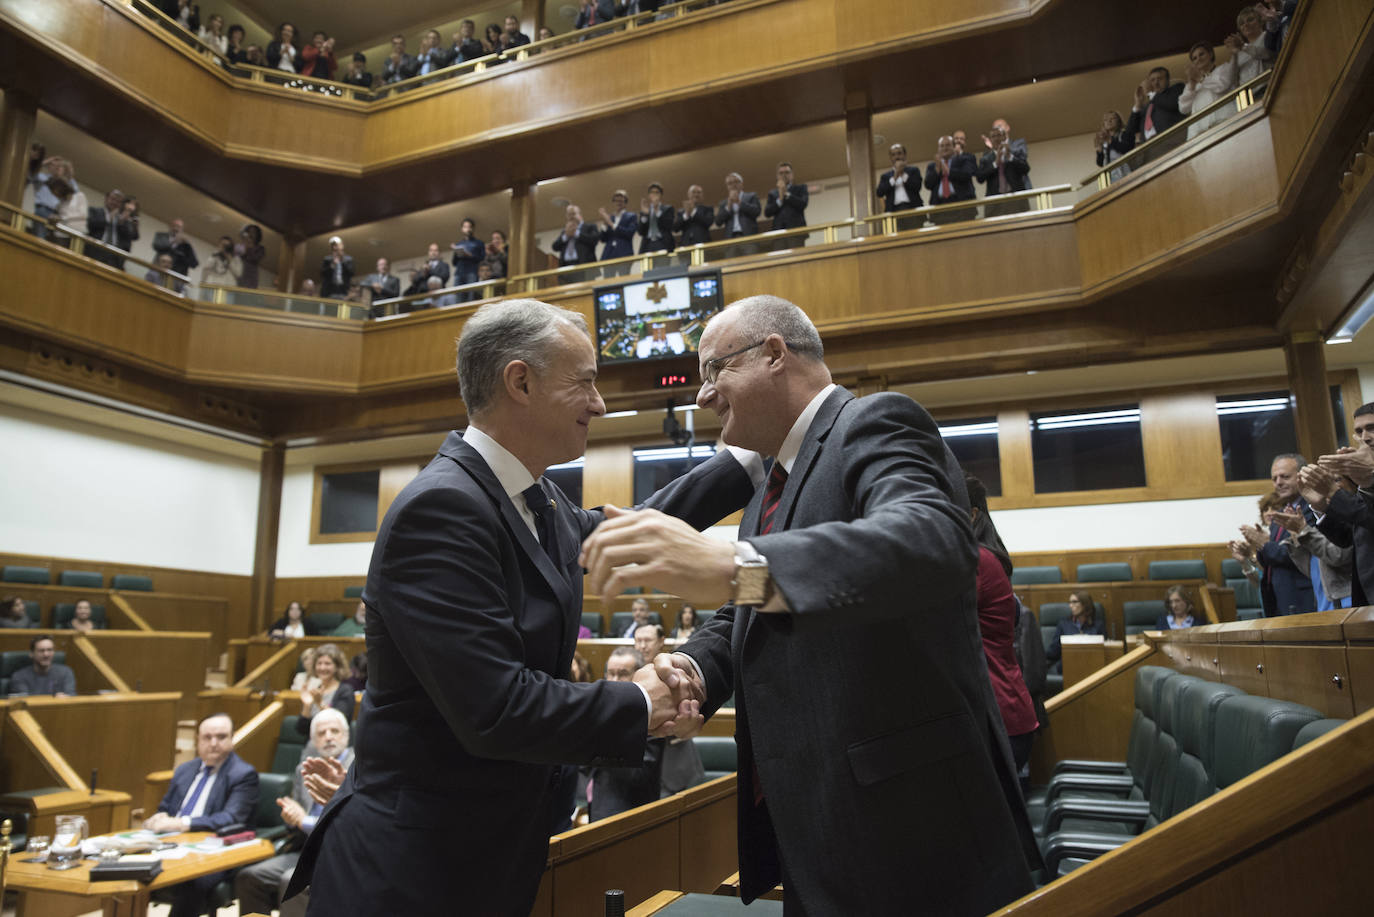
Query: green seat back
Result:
<box><xmin>1010</xmin><ymin>566</ymin><xmax>1063</xmax><ymax>585</ymax></box>
<box><xmin>58</xmin><ymin>570</ymin><xmax>103</xmax><ymax>588</ymax></box>
<box><xmin>1236</xmin><ymin>607</ymin><xmax>1265</xmax><ymax>620</ymax></box>
<box><xmin>1226</xmin><ymin>577</ymin><xmax>1263</xmax><ymax>613</ymax></box>
<box><xmin>1148</xmin><ymin>559</ymin><xmax>1206</xmax><ymax>581</ymax></box>
<box><xmin>21</xmin><ymin>600</ymin><xmax>41</xmax><ymax>625</ymax></box>
<box><xmin>254</xmin><ymin>772</ymin><xmax>293</xmax><ymax>829</ymax></box>
<box><xmin>1</xmin><ymin>650</ymin><xmax>67</xmax><ymax>681</ymax></box>
<box><xmin>694</xmin><ymin>736</ymin><xmax>737</xmax><ymax>780</ymax></box>
<box><xmin>1170</xmin><ymin>678</ymin><xmax>1243</xmax><ymax>813</ymax></box>
<box><xmin>579</xmin><ymin>612</ymin><xmax>602</xmax><ymax>637</ymax></box>
<box><xmin>1075</xmin><ymin>562</ymin><xmax>1133</xmax><ymax>583</ymax></box>
<box><xmin>1213</xmin><ymin>696</ymin><xmax>1322</xmax><ymax>790</ymax></box>
<box><xmin>343</xmin><ymin>586</ymin><xmax>364</xmax><ymax>598</ymax></box>
<box><xmin>1292</xmin><ymin>718</ymin><xmax>1346</xmax><ymax>749</ymax></box>
<box><xmin>609</xmin><ymin>611</ymin><xmax>661</xmax><ymax>636</ymax></box>
<box><xmin>1220</xmin><ymin>558</ymin><xmax>1244</xmax><ymax>579</ymax></box>
<box><xmin>2</xmin><ymin>566</ymin><xmax>50</xmax><ymax>585</ymax></box>
<box><xmin>111</xmin><ymin>574</ymin><xmax>153</xmax><ymax>591</ymax></box>
<box><xmin>1038</xmin><ymin>602</ymin><xmax>1072</xmax><ymax>628</ymax></box>
<box><xmin>271</xmin><ymin>716</ymin><xmax>308</xmax><ymax>774</ymax></box>
<box><xmin>53</xmin><ymin>603</ymin><xmax>107</xmax><ymax>629</ymax></box>
<box><xmin>309</xmin><ymin>612</ymin><xmax>345</xmax><ymax>632</ymax></box>
<box><xmin>1123</xmin><ymin>600</ymin><xmax>1167</xmax><ymax>634</ymax></box>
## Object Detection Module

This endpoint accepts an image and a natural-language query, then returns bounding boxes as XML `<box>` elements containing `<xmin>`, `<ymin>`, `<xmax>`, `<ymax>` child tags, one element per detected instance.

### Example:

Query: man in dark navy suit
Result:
<box><xmin>1251</xmin><ymin>453</ymin><xmax>1317</xmax><ymax>615</ymax></box>
<box><xmin>145</xmin><ymin>713</ymin><xmax>259</xmax><ymax>917</ymax></box>
<box><xmin>287</xmin><ymin>299</ymin><xmax>757</xmax><ymax>916</ymax></box>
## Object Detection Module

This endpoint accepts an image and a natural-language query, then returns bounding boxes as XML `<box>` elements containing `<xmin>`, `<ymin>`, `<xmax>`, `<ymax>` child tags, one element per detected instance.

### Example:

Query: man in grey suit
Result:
<box><xmin>582</xmin><ymin>295</ymin><xmax>1040</xmax><ymax>914</ymax></box>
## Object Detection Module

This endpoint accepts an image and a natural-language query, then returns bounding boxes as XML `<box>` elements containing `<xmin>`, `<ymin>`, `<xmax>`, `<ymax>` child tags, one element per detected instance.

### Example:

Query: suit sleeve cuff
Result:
<box><xmin>635</xmin><ymin>681</ymin><xmax>653</xmax><ymax>731</ymax></box>
<box><xmin>672</xmin><ymin>652</ymin><xmax>706</xmax><ymax>699</ymax></box>
<box><xmin>725</xmin><ymin>446</ymin><xmax>766</xmax><ymax>488</ymax></box>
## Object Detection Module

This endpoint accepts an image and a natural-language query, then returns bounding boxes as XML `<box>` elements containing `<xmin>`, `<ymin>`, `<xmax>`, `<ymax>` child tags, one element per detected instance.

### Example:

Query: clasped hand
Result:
<box><xmin>634</xmin><ymin>653</ymin><xmax>706</xmax><ymax>739</ymax></box>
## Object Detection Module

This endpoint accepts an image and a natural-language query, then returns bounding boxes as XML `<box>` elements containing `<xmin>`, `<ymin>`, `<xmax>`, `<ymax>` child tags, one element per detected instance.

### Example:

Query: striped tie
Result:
<box><xmin>758</xmin><ymin>463</ymin><xmax>788</xmax><ymax>535</ymax></box>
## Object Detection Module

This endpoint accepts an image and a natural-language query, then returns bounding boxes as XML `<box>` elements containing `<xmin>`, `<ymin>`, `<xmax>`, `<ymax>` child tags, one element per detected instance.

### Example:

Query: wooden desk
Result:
<box><xmin>1060</xmin><ymin>638</ymin><xmax>1124</xmax><ymax>689</ymax></box>
<box><xmin>6</xmin><ymin>831</ymin><xmax>274</xmax><ymax>917</ymax></box>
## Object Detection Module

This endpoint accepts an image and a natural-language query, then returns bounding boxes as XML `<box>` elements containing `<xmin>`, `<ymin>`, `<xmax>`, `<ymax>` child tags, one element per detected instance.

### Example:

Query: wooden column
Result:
<box><xmin>522</xmin><ymin>0</ymin><xmax>543</xmax><ymax>39</ymax></box>
<box><xmin>509</xmin><ymin>180</ymin><xmax>537</xmax><ymax>279</ymax></box>
<box><xmin>276</xmin><ymin>235</ymin><xmax>306</xmax><ymax>293</ymax></box>
<box><xmin>0</xmin><ymin>89</ymin><xmax>38</xmax><ymax>206</ymax></box>
<box><xmin>844</xmin><ymin>92</ymin><xmax>874</xmax><ymax>232</ymax></box>
<box><xmin>997</xmin><ymin>409</ymin><xmax>1035</xmax><ymax>501</ymax></box>
<box><xmin>250</xmin><ymin>442</ymin><xmax>285</xmax><ymax>634</ymax></box>
<box><xmin>1284</xmin><ymin>329</ymin><xmax>1337</xmax><ymax>460</ymax></box>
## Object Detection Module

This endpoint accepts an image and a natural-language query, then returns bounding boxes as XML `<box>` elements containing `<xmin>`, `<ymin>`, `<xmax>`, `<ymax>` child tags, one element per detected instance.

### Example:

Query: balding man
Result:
<box><xmin>925</xmin><ymin>135</ymin><xmax>979</xmax><ymax>225</ymax></box>
<box><xmin>976</xmin><ymin>118</ymin><xmax>1032</xmax><ymax>218</ymax></box>
<box><xmin>582</xmin><ymin>295</ymin><xmax>1041</xmax><ymax>914</ymax></box>
<box><xmin>236</xmin><ymin>708</ymin><xmax>354</xmax><ymax>917</ymax></box>
<box><xmin>716</xmin><ymin>172</ymin><xmax>762</xmax><ymax>258</ymax></box>
<box><xmin>147</xmin><ymin>713</ymin><xmax>259</xmax><ymax>917</ymax></box>
<box><xmin>875</xmin><ymin>142</ymin><xmax>923</xmax><ymax>230</ymax></box>
<box><xmin>1247</xmin><ymin>453</ymin><xmax>1317</xmax><ymax>616</ymax></box>
<box><xmin>287</xmin><ymin>298</ymin><xmax>757</xmax><ymax>916</ymax></box>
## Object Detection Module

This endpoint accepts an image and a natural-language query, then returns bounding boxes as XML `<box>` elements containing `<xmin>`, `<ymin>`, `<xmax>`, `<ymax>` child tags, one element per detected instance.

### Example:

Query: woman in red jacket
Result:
<box><xmin>965</xmin><ymin>474</ymin><xmax>1039</xmax><ymax>771</ymax></box>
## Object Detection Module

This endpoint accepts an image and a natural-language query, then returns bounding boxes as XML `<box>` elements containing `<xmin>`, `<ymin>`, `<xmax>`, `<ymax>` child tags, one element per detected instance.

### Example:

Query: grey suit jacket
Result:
<box><xmin>680</xmin><ymin>387</ymin><xmax>1039</xmax><ymax>913</ymax></box>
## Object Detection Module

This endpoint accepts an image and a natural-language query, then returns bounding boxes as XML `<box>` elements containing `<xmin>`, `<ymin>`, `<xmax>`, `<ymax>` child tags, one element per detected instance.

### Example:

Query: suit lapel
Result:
<box><xmin>442</xmin><ymin>434</ymin><xmax>576</xmax><ymax>611</ymax></box>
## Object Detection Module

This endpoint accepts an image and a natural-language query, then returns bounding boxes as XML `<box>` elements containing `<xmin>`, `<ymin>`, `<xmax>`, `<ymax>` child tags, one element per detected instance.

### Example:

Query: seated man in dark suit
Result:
<box><xmin>586</xmin><ymin>648</ymin><xmax>665</xmax><ymax>821</ymax></box>
<box><xmin>1125</xmin><ymin>66</ymin><xmax>1185</xmax><ymax>160</ymax></box>
<box><xmin>874</xmin><ymin>142</ymin><xmax>923</xmax><ymax>231</ymax></box>
<box><xmin>763</xmin><ymin>161</ymin><xmax>808</xmax><ymax>246</ymax></box>
<box><xmin>8</xmin><ymin>634</ymin><xmax>76</xmax><ymax>696</ymax></box>
<box><xmin>145</xmin><ymin>713</ymin><xmax>259</xmax><ymax>917</ymax></box>
<box><xmin>235</xmin><ymin>708</ymin><xmax>354</xmax><ymax>917</ymax></box>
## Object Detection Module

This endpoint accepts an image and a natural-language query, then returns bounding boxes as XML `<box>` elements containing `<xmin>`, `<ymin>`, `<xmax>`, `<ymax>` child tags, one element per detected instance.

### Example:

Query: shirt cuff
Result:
<box><xmin>635</xmin><ymin>681</ymin><xmax>653</xmax><ymax>731</ymax></box>
<box><xmin>672</xmin><ymin>652</ymin><xmax>706</xmax><ymax>697</ymax></box>
<box><xmin>301</xmin><ymin>814</ymin><xmax>318</xmax><ymax>834</ymax></box>
<box><xmin>725</xmin><ymin>446</ymin><xmax>766</xmax><ymax>488</ymax></box>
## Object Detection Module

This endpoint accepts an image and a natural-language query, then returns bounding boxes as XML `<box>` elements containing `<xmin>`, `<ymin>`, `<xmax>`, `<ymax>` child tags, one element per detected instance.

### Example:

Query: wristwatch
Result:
<box><xmin>732</xmin><ymin>541</ymin><xmax>771</xmax><ymax>607</ymax></box>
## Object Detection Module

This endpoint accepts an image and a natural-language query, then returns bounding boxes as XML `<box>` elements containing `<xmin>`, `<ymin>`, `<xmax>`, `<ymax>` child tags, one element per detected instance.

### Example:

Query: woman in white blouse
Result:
<box><xmin>198</xmin><ymin>13</ymin><xmax>227</xmax><ymax>55</ymax></box>
<box><xmin>1179</xmin><ymin>41</ymin><xmax>1240</xmax><ymax>139</ymax></box>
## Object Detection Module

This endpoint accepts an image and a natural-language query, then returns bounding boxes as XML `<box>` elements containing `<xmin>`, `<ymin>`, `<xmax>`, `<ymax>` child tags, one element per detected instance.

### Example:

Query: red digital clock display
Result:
<box><xmin>655</xmin><ymin>373</ymin><xmax>694</xmax><ymax>388</ymax></box>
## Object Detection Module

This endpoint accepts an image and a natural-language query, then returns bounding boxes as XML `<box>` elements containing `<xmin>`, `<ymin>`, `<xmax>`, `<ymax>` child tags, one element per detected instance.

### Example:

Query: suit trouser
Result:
<box><xmin>235</xmin><ymin>851</ymin><xmax>300</xmax><ymax>914</ymax></box>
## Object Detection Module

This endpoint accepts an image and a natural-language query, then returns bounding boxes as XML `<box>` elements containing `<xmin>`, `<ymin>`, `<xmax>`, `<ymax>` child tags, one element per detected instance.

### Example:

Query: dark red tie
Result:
<box><xmin>758</xmin><ymin>463</ymin><xmax>788</xmax><ymax>535</ymax></box>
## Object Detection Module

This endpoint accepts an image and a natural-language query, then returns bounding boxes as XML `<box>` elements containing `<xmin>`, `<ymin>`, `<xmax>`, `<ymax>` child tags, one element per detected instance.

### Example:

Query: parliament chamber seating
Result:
<box><xmin>58</xmin><ymin>570</ymin><xmax>103</xmax><ymax>588</ymax></box>
<box><xmin>306</xmin><ymin>611</ymin><xmax>345</xmax><ymax>633</ymax></box>
<box><xmin>694</xmin><ymin>737</ymin><xmax>738</xmax><ymax>783</ymax></box>
<box><xmin>1147</xmin><ymin>559</ymin><xmax>1207</xmax><ymax>580</ymax></box>
<box><xmin>1226</xmin><ymin>577</ymin><xmax>1265</xmax><ymax>619</ymax></box>
<box><xmin>0</xmin><ymin>650</ymin><xmax>66</xmax><ymax>697</ymax></box>
<box><xmin>18</xmin><ymin>601</ymin><xmax>39</xmax><ymax>626</ymax></box>
<box><xmin>270</xmin><ymin>715</ymin><xmax>308</xmax><ymax>774</ymax></box>
<box><xmin>1011</xmin><ymin>566</ymin><xmax>1064</xmax><ymax>586</ymax></box>
<box><xmin>1220</xmin><ymin>559</ymin><xmax>1244</xmax><ymax>579</ymax></box>
<box><xmin>1</xmin><ymin>567</ymin><xmax>49</xmax><ymax>585</ymax></box>
<box><xmin>1074</xmin><ymin>563</ymin><xmax>1134</xmax><ymax>583</ymax></box>
<box><xmin>608</xmin><ymin>611</ymin><xmax>662</xmax><ymax>636</ymax></box>
<box><xmin>580</xmin><ymin>612</ymin><xmax>603</xmax><ymax>637</ymax></box>
<box><xmin>342</xmin><ymin>586</ymin><xmax>364</xmax><ymax>598</ymax></box>
<box><xmin>110</xmin><ymin>574</ymin><xmax>154</xmax><ymax>591</ymax></box>
<box><xmin>1121</xmin><ymin>600</ymin><xmax>1166</xmax><ymax>635</ymax></box>
<box><xmin>52</xmin><ymin>602</ymin><xmax>107</xmax><ymax>629</ymax></box>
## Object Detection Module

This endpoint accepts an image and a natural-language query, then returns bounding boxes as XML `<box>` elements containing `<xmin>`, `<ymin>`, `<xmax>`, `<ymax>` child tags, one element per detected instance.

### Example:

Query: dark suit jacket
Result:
<box><xmin>1045</xmin><ymin>616</ymin><xmax>1104</xmax><ymax>667</ymax></box>
<box><xmin>290</xmin><ymin>433</ymin><xmax>753</xmax><ymax>916</ymax></box>
<box><xmin>363</xmin><ymin>272</ymin><xmax>400</xmax><ymax>300</ymax></box>
<box><xmin>1259</xmin><ymin>499</ymin><xmax>1317</xmax><ymax>615</ymax></box>
<box><xmin>319</xmin><ymin>254</ymin><xmax>355</xmax><ymax>297</ymax></box>
<box><xmin>265</xmin><ymin>41</ymin><xmax>299</xmax><ymax>72</ymax></box>
<box><xmin>679</xmin><ymin>388</ymin><xmax>1038</xmax><ymax>913</ymax></box>
<box><xmin>587</xmin><ymin>737</ymin><xmax>664</xmax><ymax>822</ymax></box>
<box><xmin>600</xmin><ymin>210</ymin><xmax>638</xmax><ymax>260</ymax></box>
<box><xmin>158</xmin><ymin>752</ymin><xmax>258</xmax><ymax>832</ymax></box>
<box><xmin>638</xmin><ymin>205</ymin><xmax>676</xmax><ymax>253</ymax></box>
<box><xmin>576</xmin><ymin>1</ymin><xmax>618</xmax><ymax>27</ymax></box>
<box><xmin>923</xmin><ymin>154</ymin><xmax>978</xmax><ymax>204</ymax></box>
<box><xmin>715</xmin><ymin>192</ymin><xmax>761</xmax><ymax>235</ymax></box>
<box><xmin>875</xmin><ymin>166</ymin><xmax>923</xmax><ymax>211</ymax></box>
<box><xmin>1125</xmin><ymin>83</ymin><xmax>1185</xmax><ymax>140</ymax></box>
<box><xmin>675</xmin><ymin>204</ymin><xmax>714</xmax><ymax>246</ymax></box>
<box><xmin>85</xmin><ymin>207</ymin><xmax>138</xmax><ymax>267</ymax></box>
<box><xmin>382</xmin><ymin>53</ymin><xmax>416</xmax><ymax>83</ymax></box>
<box><xmin>554</xmin><ymin>222</ymin><xmax>601</xmax><ymax>265</ymax></box>
<box><xmin>404</xmin><ymin>258</ymin><xmax>450</xmax><ymax>295</ymax></box>
<box><xmin>1317</xmin><ymin>488</ymin><xmax>1374</xmax><ymax>605</ymax></box>
<box><xmin>152</xmin><ymin>233</ymin><xmax>198</xmax><ymax>275</ymax></box>
<box><xmin>976</xmin><ymin>141</ymin><xmax>1032</xmax><ymax>194</ymax></box>
<box><xmin>450</xmin><ymin>39</ymin><xmax>486</xmax><ymax>63</ymax></box>
<box><xmin>764</xmin><ymin>183</ymin><xmax>808</xmax><ymax>229</ymax></box>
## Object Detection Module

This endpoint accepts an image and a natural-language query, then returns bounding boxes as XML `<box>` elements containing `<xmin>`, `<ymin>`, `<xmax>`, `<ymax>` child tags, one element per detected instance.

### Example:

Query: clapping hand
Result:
<box><xmin>1224</xmin><ymin>32</ymin><xmax>1244</xmax><ymax>52</ymax></box>
<box><xmin>1227</xmin><ymin>538</ymin><xmax>1253</xmax><ymax>564</ymax></box>
<box><xmin>597</xmin><ymin>206</ymin><xmax>611</xmax><ymax>224</ymax></box>
<box><xmin>1298</xmin><ymin>463</ymin><xmax>1340</xmax><ymax>512</ymax></box>
<box><xmin>1135</xmin><ymin>81</ymin><xmax>1148</xmax><ymax>108</ymax></box>
<box><xmin>301</xmin><ymin>755</ymin><xmax>347</xmax><ymax>807</ymax></box>
<box><xmin>1319</xmin><ymin>443</ymin><xmax>1374</xmax><ymax>487</ymax></box>
<box><xmin>277</xmin><ymin>796</ymin><xmax>306</xmax><ymax>829</ymax></box>
<box><xmin>1239</xmin><ymin>522</ymin><xmax>1268</xmax><ymax>550</ymax></box>
<box><xmin>1264</xmin><ymin>508</ymin><xmax>1306</xmax><ymax>536</ymax></box>
<box><xmin>563</xmin><ymin>219</ymin><xmax>578</xmax><ymax>237</ymax></box>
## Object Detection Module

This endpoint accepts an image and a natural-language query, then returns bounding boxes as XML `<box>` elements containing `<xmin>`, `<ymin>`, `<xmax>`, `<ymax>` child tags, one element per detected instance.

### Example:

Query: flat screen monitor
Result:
<box><xmin>593</xmin><ymin>269</ymin><xmax>723</xmax><ymax>366</ymax></box>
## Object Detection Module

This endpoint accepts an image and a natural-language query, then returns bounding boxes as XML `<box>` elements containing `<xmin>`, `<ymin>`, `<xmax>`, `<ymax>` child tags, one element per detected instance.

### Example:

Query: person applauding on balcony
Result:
<box><xmin>875</xmin><ymin>142</ymin><xmax>923</xmax><ymax>230</ymax></box>
<box><xmin>1180</xmin><ymin>41</ymin><xmax>1240</xmax><ymax>139</ymax></box>
<box><xmin>764</xmin><ymin>161</ymin><xmax>808</xmax><ymax>238</ymax></box>
<box><xmin>976</xmin><ymin>118</ymin><xmax>1032</xmax><ymax>217</ymax></box>
<box><xmin>202</xmin><ymin>236</ymin><xmax>242</xmax><ymax>287</ymax></box>
<box><xmin>320</xmin><ymin>236</ymin><xmax>354</xmax><ymax>299</ymax></box>
<box><xmin>925</xmin><ymin>134</ymin><xmax>977</xmax><ymax>225</ymax></box>
<box><xmin>236</xmin><ymin>223</ymin><xmax>265</xmax><ymax>288</ymax></box>
<box><xmin>405</xmin><ymin>243</ymin><xmax>451</xmax><ymax>296</ymax></box>
<box><xmin>675</xmin><ymin>184</ymin><xmax>715</xmax><ymax>250</ymax></box>
<box><xmin>300</xmin><ymin>31</ymin><xmax>338</xmax><ymax>81</ymax></box>
<box><xmin>638</xmin><ymin>183</ymin><xmax>676</xmax><ymax>255</ymax></box>
<box><xmin>415</xmin><ymin>29</ymin><xmax>450</xmax><ymax>77</ymax></box>
<box><xmin>153</xmin><ymin>218</ymin><xmax>199</xmax><ymax>278</ymax></box>
<box><xmin>451</xmin><ymin>20</ymin><xmax>485</xmax><ymax>64</ymax></box>
<box><xmin>451</xmin><ymin>218</ymin><xmax>485</xmax><ymax>299</ymax></box>
<box><xmin>502</xmin><ymin>15</ymin><xmax>531</xmax><ymax>50</ymax></box>
<box><xmin>198</xmin><ymin>13</ymin><xmax>227</xmax><ymax>55</ymax></box>
<box><xmin>1095</xmin><ymin>110</ymin><xmax>1135</xmax><ymax>181</ymax></box>
<box><xmin>382</xmin><ymin>35</ymin><xmax>416</xmax><ymax>84</ymax></box>
<box><xmin>484</xmin><ymin>230</ymin><xmax>509</xmax><ymax>278</ymax></box>
<box><xmin>267</xmin><ymin>22</ymin><xmax>301</xmax><ymax>73</ymax></box>
<box><xmin>342</xmin><ymin>53</ymin><xmax>373</xmax><ymax>89</ymax></box>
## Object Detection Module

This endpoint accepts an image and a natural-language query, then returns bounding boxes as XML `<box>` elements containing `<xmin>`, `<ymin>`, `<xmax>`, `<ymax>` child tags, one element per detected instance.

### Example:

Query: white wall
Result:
<box><xmin>0</xmin><ymin>402</ymin><xmax>261</xmax><ymax>575</ymax></box>
<box><xmin>995</xmin><ymin>495</ymin><xmax>1262</xmax><ymax>554</ymax></box>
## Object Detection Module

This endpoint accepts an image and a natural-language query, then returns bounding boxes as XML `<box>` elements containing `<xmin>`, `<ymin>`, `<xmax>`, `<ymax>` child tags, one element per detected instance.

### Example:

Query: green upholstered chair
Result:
<box><xmin>2</xmin><ymin>651</ymin><xmax>67</xmax><ymax>696</ymax></box>
<box><xmin>1</xmin><ymin>567</ymin><xmax>50</xmax><ymax>585</ymax></box>
<box><xmin>1147</xmin><ymin>559</ymin><xmax>1207</xmax><ymax>581</ymax></box>
<box><xmin>271</xmin><ymin>716</ymin><xmax>308</xmax><ymax>775</ymax></box>
<box><xmin>579</xmin><ymin>612</ymin><xmax>602</xmax><ymax>637</ymax></box>
<box><xmin>1220</xmin><ymin>558</ymin><xmax>1244</xmax><ymax>579</ymax></box>
<box><xmin>53</xmin><ymin>603</ymin><xmax>107</xmax><ymax>629</ymax></box>
<box><xmin>200</xmin><ymin>771</ymin><xmax>294</xmax><ymax>914</ymax></box>
<box><xmin>1226</xmin><ymin>577</ymin><xmax>1264</xmax><ymax>619</ymax></box>
<box><xmin>1010</xmin><ymin>566</ymin><xmax>1063</xmax><ymax>585</ymax></box>
<box><xmin>608</xmin><ymin>611</ymin><xmax>661</xmax><ymax>638</ymax></box>
<box><xmin>1075</xmin><ymin>562</ymin><xmax>1133</xmax><ymax>583</ymax></box>
<box><xmin>694</xmin><ymin>737</ymin><xmax>738</xmax><ymax>783</ymax></box>
<box><xmin>343</xmin><ymin>586</ymin><xmax>364</xmax><ymax>598</ymax></box>
<box><xmin>1122</xmin><ymin>600</ymin><xmax>1167</xmax><ymax>635</ymax></box>
<box><xmin>57</xmin><ymin>571</ymin><xmax>102</xmax><ymax>588</ymax></box>
<box><xmin>308</xmin><ymin>612</ymin><xmax>345</xmax><ymax>633</ymax></box>
<box><xmin>1291</xmin><ymin>718</ymin><xmax>1346</xmax><ymax>749</ymax></box>
<box><xmin>20</xmin><ymin>601</ymin><xmax>40</xmax><ymax>626</ymax></box>
<box><xmin>110</xmin><ymin>574</ymin><xmax>154</xmax><ymax>591</ymax></box>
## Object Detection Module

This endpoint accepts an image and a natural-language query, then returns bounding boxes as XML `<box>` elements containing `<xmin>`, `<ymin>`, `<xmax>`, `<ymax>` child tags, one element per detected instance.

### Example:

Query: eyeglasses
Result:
<box><xmin>700</xmin><ymin>340</ymin><xmax>766</xmax><ymax>385</ymax></box>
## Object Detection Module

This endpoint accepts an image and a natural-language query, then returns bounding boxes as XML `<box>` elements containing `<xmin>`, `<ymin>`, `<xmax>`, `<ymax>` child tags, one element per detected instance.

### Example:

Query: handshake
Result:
<box><xmin>633</xmin><ymin>652</ymin><xmax>707</xmax><ymax>740</ymax></box>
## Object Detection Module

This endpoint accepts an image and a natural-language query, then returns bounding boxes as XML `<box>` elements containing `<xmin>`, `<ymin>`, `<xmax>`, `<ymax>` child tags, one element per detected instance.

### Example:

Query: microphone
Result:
<box><xmin>90</xmin><ymin>768</ymin><xmax>99</xmax><ymax>795</ymax></box>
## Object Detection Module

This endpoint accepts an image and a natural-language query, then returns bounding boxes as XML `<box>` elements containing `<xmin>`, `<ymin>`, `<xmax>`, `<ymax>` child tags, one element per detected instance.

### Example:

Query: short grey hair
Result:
<box><xmin>724</xmin><ymin>295</ymin><xmax>824</xmax><ymax>360</ymax></box>
<box><xmin>1271</xmin><ymin>452</ymin><xmax>1307</xmax><ymax>469</ymax></box>
<box><xmin>457</xmin><ymin>299</ymin><xmax>588</xmax><ymax>418</ymax></box>
<box><xmin>609</xmin><ymin>646</ymin><xmax>645</xmax><ymax>668</ymax></box>
<box><xmin>310</xmin><ymin>706</ymin><xmax>350</xmax><ymax>742</ymax></box>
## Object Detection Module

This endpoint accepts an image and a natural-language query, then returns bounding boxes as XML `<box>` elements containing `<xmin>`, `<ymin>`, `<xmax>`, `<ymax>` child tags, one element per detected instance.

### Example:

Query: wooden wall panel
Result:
<box><xmin>582</xmin><ymin>442</ymin><xmax>634</xmax><ymax>511</ymax></box>
<box><xmin>87</xmin><ymin>632</ymin><xmax>212</xmax><ymax>721</ymax></box>
<box><xmin>1139</xmin><ymin>391</ymin><xmax>1226</xmax><ymax>490</ymax></box>
<box><xmin>185</xmin><ymin>307</ymin><xmax>363</xmax><ymax>393</ymax></box>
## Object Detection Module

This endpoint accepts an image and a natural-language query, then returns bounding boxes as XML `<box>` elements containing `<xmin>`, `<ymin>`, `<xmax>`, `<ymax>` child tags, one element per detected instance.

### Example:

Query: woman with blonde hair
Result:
<box><xmin>296</xmin><ymin>642</ymin><xmax>355</xmax><ymax>736</ymax></box>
